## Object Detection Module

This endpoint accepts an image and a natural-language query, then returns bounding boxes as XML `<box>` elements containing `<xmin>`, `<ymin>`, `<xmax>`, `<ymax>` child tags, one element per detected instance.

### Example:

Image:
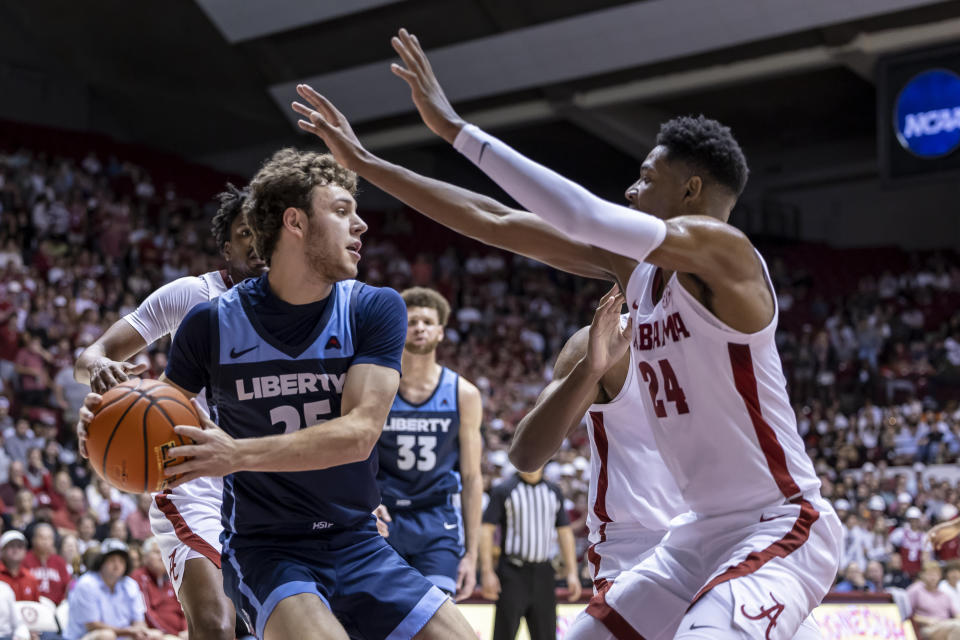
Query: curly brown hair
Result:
<box><xmin>401</xmin><ymin>287</ymin><xmax>451</xmax><ymax>325</ymax></box>
<box><xmin>243</xmin><ymin>148</ymin><xmax>357</xmax><ymax>264</ymax></box>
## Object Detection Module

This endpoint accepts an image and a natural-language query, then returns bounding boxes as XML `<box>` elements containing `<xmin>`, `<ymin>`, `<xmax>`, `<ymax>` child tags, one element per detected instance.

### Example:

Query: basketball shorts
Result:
<box><xmin>149</xmin><ymin>476</ymin><xmax>224</xmax><ymax>595</ymax></box>
<box><xmin>580</xmin><ymin>494</ymin><xmax>842</xmax><ymax>640</ymax></box>
<box><xmin>585</xmin><ymin>521</ymin><xmax>668</xmax><ymax>590</ymax></box>
<box><xmin>385</xmin><ymin>503</ymin><xmax>464</xmax><ymax>595</ymax></box>
<box><xmin>222</xmin><ymin>517</ymin><xmax>448</xmax><ymax>640</ymax></box>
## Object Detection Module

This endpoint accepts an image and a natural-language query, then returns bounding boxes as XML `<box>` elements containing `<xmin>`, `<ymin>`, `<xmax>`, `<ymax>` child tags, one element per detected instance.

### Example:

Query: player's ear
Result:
<box><xmin>282</xmin><ymin>207</ymin><xmax>306</xmax><ymax>238</ymax></box>
<box><xmin>682</xmin><ymin>175</ymin><xmax>703</xmax><ymax>203</ymax></box>
<box><xmin>221</xmin><ymin>241</ymin><xmax>232</xmax><ymax>261</ymax></box>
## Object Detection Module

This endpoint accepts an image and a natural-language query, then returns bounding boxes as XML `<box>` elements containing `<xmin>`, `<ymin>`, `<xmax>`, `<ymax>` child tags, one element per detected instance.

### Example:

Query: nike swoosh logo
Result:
<box><xmin>759</xmin><ymin>514</ymin><xmax>784</xmax><ymax>522</ymax></box>
<box><xmin>478</xmin><ymin>142</ymin><xmax>490</xmax><ymax>163</ymax></box>
<box><xmin>229</xmin><ymin>346</ymin><xmax>256</xmax><ymax>358</ymax></box>
<box><xmin>443</xmin><ymin>522</ymin><xmax>458</xmax><ymax>530</ymax></box>
<box><xmin>689</xmin><ymin>623</ymin><xmax>715</xmax><ymax>631</ymax></box>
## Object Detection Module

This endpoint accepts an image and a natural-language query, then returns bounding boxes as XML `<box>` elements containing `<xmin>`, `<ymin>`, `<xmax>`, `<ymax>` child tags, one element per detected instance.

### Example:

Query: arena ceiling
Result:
<box><xmin>2</xmin><ymin>0</ymin><xmax>960</xmax><ymax>187</ymax></box>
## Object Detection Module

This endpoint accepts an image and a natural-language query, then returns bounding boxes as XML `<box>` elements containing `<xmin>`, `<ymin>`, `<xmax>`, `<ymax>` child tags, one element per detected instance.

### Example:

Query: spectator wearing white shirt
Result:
<box><xmin>0</xmin><ymin>580</ymin><xmax>28</xmax><ymax>640</ymax></box>
<box><xmin>65</xmin><ymin>539</ymin><xmax>162</xmax><ymax>640</ymax></box>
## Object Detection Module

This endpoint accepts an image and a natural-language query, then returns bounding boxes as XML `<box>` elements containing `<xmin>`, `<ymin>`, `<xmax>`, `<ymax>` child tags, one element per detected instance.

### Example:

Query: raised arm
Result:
<box><xmin>291</xmin><ymin>89</ymin><xmax>627</xmax><ymax>282</ymax></box>
<box><xmin>510</xmin><ymin>287</ymin><xmax>627</xmax><ymax>472</ymax></box>
<box><xmin>388</xmin><ymin>30</ymin><xmax>767</xmax><ymax>315</ymax></box>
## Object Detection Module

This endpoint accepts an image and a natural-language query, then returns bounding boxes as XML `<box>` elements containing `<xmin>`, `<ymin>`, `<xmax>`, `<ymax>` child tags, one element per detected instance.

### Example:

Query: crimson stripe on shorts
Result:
<box><xmin>689</xmin><ymin>498</ymin><xmax>819</xmax><ymax>607</ymax></box>
<box><xmin>586</xmin><ymin>580</ymin><xmax>647</xmax><ymax>640</ymax></box>
<box><xmin>589</xmin><ymin>412</ymin><xmax>612</xmax><ymax>523</ymax></box>
<box><xmin>587</xmin><ymin>522</ymin><xmax>608</xmax><ymax>587</ymax></box>
<box><xmin>727</xmin><ymin>343</ymin><xmax>802</xmax><ymax>500</ymax></box>
<box><xmin>154</xmin><ymin>492</ymin><xmax>221</xmax><ymax>569</ymax></box>
<box><xmin>588</xmin><ymin>411</ymin><xmax>612</xmax><ymax>587</ymax></box>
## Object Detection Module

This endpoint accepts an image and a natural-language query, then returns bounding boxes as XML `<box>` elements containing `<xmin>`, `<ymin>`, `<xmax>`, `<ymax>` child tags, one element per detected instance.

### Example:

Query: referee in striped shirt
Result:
<box><xmin>480</xmin><ymin>466</ymin><xmax>582</xmax><ymax>640</ymax></box>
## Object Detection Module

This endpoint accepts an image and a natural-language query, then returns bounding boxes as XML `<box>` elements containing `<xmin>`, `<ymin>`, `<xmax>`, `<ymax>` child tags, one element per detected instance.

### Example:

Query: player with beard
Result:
<box><xmin>141</xmin><ymin>149</ymin><xmax>477</xmax><ymax>640</ymax></box>
<box><xmin>74</xmin><ymin>184</ymin><xmax>265</xmax><ymax>639</ymax></box>
<box><xmin>375</xmin><ymin>287</ymin><xmax>483</xmax><ymax>601</ymax></box>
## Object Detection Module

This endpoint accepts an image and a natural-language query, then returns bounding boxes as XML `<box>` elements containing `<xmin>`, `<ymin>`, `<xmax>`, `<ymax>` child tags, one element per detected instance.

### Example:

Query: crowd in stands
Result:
<box><xmin>1</xmin><ymin>139</ymin><xmax>960</xmax><ymax>634</ymax></box>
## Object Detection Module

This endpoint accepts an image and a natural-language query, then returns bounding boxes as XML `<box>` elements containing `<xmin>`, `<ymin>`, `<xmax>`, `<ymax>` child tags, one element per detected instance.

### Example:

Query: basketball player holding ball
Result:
<box><xmin>74</xmin><ymin>184</ymin><xmax>265</xmax><ymax>640</ymax></box>
<box><xmin>290</xmin><ymin>29</ymin><xmax>841</xmax><ymax>640</ymax></box>
<box><xmin>153</xmin><ymin>149</ymin><xmax>476</xmax><ymax>640</ymax></box>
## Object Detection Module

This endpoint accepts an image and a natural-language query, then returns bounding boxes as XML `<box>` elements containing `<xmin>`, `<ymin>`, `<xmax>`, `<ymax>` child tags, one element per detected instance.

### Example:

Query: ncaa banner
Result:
<box><xmin>894</xmin><ymin>68</ymin><xmax>960</xmax><ymax>158</ymax></box>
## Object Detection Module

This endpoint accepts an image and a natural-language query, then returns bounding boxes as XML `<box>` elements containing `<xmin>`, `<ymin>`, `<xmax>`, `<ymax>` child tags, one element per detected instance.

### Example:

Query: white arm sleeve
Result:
<box><xmin>454</xmin><ymin>124</ymin><xmax>666</xmax><ymax>261</ymax></box>
<box><xmin>123</xmin><ymin>276</ymin><xmax>207</xmax><ymax>344</ymax></box>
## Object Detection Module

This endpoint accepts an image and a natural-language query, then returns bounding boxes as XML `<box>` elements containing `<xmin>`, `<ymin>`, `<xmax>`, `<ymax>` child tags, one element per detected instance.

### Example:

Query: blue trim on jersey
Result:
<box><xmin>384</xmin><ymin>586</ymin><xmax>448</xmax><ymax>640</ymax></box>
<box><xmin>258</xmin><ymin>581</ymin><xmax>329</xmax><ymax>639</ymax></box>
<box><xmin>222</xmin><ymin>279</ymin><xmax>356</xmax><ymax>363</ymax></box>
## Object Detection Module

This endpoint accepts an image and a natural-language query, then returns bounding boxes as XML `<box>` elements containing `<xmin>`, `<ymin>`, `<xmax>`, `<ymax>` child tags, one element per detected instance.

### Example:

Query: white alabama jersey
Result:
<box><xmin>123</xmin><ymin>270</ymin><xmax>229</xmax><ymax>505</ymax></box>
<box><xmin>584</xmin><ymin>336</ymin><xmax>688</xmax><ymax>585</ymax></box>
<box><xmin>585</xmin><ymin>332</ymin><xmax>687</xmax><ymax>535</ymax></box>
<box><xmin>625</xmin><ymin>258</ymin><xmax>820</xmax><ymax>516</ymax></box>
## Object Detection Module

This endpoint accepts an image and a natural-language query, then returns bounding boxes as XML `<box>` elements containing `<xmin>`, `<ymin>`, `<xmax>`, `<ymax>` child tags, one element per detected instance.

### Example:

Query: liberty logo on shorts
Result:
<box><xmin>740</xmin><ymin>592</ymin><xmax>785</xmax><ymax>640</ymax></box>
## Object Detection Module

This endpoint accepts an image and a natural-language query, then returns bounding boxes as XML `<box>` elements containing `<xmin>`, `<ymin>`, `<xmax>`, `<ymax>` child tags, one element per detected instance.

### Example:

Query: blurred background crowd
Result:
<box><xmin>2</xmin><ymin>136</ymin><xmax>960</xmax><ymax>629</ymax></box>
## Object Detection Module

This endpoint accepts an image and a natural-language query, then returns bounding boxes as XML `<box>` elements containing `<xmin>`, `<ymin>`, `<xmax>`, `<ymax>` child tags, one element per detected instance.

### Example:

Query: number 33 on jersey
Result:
<box><xmin>378</xmin><ymin>367</ymin><xmax>463</xmax><ymax>508</ymax></box>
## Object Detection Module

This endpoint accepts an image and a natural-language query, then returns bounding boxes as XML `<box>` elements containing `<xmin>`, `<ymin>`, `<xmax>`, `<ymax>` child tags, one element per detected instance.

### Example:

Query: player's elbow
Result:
<box><xmin>507</xmin><ymin>443</ymin><xmax>545</xmax><ymax>473</ymax></box>
<box><xmin>345</xmin><ymin>420</ymin><xmax>381</xmax><ymax>464</ymax></box>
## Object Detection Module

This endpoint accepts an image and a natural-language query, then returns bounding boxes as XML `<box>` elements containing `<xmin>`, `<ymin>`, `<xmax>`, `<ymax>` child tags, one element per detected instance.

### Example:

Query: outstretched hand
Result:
<box><xmin>390</xmin><ymin>28</ymin><xmax>465</xmax><ymax>143</ymax></box>
<box><xmin>584</xmin><ymin>284</ymin><xmax>630</xmax><ymax>376</ymax></box>
<box><xmin>292</xmin><ymin>85</ymin><xmax>368</xmax><ymax>171</ymax></box>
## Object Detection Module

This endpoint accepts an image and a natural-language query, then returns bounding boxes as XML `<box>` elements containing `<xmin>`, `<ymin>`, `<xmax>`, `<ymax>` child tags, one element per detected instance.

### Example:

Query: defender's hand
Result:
<box><xmin>88</xmin><ymin>358</ymin><xmax>148</xmax><ymax>394</ymax></box>
<box><xmin>164</xmin><ymin>399</ymin><xmax>238</xmax><ymax>485</ymax></box>
<box><xmin>454</xmin><ymin>553</ymin><xmax>477</xmax><ymax>602</ymax></box>
<box><xmin>390</xmin><ymin>28</ymin><xmax>466</xmax><ymax>144</ymax></box>
<box><xmin>76</xmin><ymin>392</ymin><xmax>103</xmax><ymax>459</ymax></box>
<box><xmin>584</xmin><ymin>284</ymin><xmax>630</xmax><ymax>377</ymax></box>
<box><xmin>292</xmin><ymin>85</ymin><xmax>369</xmax><ymax>172</ymax></box>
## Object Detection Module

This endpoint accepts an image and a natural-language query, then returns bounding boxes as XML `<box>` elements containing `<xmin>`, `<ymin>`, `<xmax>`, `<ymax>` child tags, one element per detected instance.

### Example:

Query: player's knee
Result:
<box><xmin>188</xmin><ymin>608</ymin><xmax>234</xmax><ymax>640</ymax></box>
<box><xmin>81</xmin><ymin>630</ymin><xmax>117</xmax><ymax>640</ymax></box>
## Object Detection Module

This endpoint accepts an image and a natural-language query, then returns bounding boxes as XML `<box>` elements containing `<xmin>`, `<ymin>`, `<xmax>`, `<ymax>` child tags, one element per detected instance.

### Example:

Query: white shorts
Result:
<box><xmin>584</xmin><ymin>495</ymin><xmax>841</xmax><ymax>640</ymax></box>
<box><xmin>586</xmin><ymin>521</ymin><xmax>668</xmax><ymax>589</ymax></box>
<box><xmin>148</xmin><ymin>476</ymin><xmax>224</xmax><ymax>595</ymax></box>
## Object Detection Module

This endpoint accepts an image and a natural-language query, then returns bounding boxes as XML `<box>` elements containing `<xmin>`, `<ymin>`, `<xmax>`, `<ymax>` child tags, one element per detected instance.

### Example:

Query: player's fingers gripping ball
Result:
<box><xmin>86</xmin><ymin>379</ymin><xmax>198</xmax><ymax>492</ymax></box>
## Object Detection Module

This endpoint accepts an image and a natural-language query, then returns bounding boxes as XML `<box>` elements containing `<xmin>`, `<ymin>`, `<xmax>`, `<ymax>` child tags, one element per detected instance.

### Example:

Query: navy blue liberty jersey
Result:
<box><xmin>165</xmin><ymin>274</ymin><xmax>406</xmax><ymax>537</ymax></box>
<box><xmin>377</xmin><ymin>367</ymin><xmax>462</xmax><ymax>509</ymax></box>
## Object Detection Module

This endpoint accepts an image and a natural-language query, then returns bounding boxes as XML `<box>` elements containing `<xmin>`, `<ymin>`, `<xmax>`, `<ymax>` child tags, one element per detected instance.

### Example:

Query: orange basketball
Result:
<box><xmin>87</xmin><ymin>379</ymin><xmax>199</xmax><ymax>493</ymax></box>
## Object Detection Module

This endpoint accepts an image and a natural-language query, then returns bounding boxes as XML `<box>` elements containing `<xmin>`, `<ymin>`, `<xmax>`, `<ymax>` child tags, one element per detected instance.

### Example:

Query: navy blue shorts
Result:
<box><xmin>385</xmin><ymin>503</ymin><xmax>464</xmax><ymax>595</ymax></box>
<box><xmin>221</xmin><ymin>518</ymin><xmax>448</xmax><ymax>639</ymax></box>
